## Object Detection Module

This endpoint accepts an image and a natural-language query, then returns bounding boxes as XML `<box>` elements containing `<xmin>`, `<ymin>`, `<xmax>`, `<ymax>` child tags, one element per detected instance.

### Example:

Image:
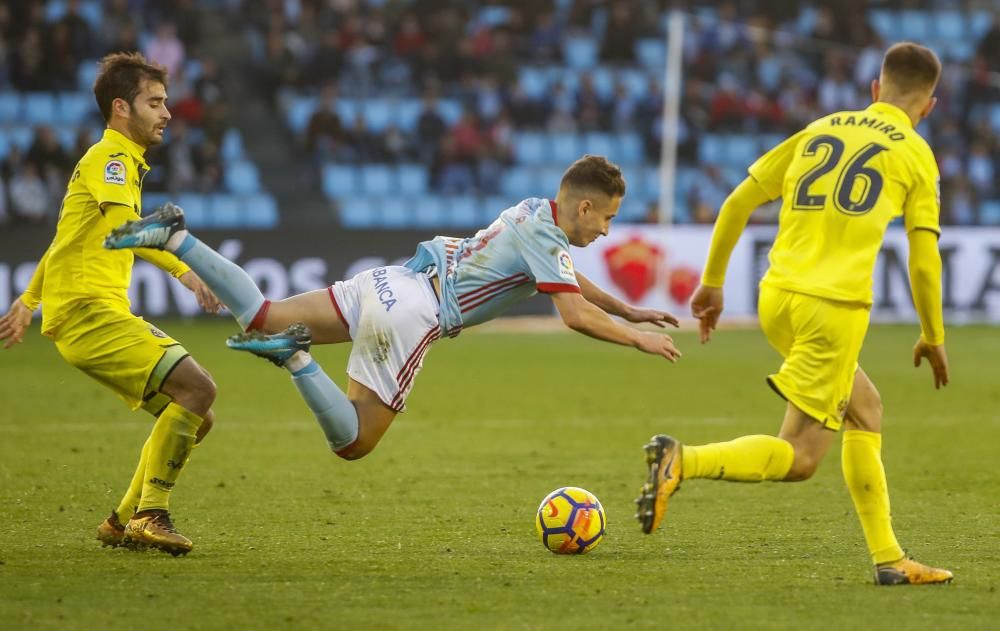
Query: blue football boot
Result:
<box><xmin>104</xmin><ymin>202</ymin><xmax>185</xmax><ymax>250</ymax></box>
<box><xmin>226</xmin><ymin>322</ymin><xmax>312</xmax><ymax>367</ymax></box>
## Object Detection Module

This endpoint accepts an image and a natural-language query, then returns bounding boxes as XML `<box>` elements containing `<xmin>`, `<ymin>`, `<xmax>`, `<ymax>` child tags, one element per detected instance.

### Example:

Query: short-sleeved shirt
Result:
<box><xmin>750</xmin><ymin>101</ymin><xmax>940</xmax><ymax>305</ymax></box>
<box><xmin>404</xmin><ymin>197</ymin><xmax>581</xmax><ymax>336</ymax></box>
<box><xmin>38</xmin><ymin>128</ymin><xmax>153</xmax><ymax>335</ymax></box>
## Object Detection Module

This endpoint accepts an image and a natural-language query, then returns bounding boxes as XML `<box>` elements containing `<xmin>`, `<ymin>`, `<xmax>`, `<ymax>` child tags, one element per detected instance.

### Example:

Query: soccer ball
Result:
<box><xmin>535</xmin><ymin>487</ymin><xmax>606</xmax><ymax>554</ymax></box>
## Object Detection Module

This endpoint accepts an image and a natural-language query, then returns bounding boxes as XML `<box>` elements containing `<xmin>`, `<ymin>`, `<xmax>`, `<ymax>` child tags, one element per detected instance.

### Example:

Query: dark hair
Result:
<box><xmin>560</xmin><ymin>154</ymin><xmax>626</xmax><ymax>198</ymax></box>
<box><xmin>881</xmin><ymin>42</ymin><xmax>941</xmax><ymax>94</ymax></box>
<box><xmin>93</xmin><ymin>52</ymin><xmax>169</xmax><ymax>123</ymax></box>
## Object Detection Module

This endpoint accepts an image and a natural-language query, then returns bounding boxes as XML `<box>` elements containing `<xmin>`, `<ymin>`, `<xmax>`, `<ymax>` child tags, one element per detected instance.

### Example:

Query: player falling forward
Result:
<box><xmin>105</xmin><ymin>155</ymin><xmax>681</xmax><ymax>459</ymax></box>
<box><xmin>635</xmin><ymin>42</ymin><xmax>954</xmax><ymax>585</ymax></box>
<box><xmin>0</xmin><ymin>53</ymin><xmax>221</xmax><ymax>555</ymax></box>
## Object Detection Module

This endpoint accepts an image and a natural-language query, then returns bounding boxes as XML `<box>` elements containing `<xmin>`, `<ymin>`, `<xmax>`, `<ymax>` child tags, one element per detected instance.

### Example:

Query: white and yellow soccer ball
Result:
<box><xmin>535</xmin><ymin>487</ymin><xmax>606</xmax><ymax>554</ymax></box>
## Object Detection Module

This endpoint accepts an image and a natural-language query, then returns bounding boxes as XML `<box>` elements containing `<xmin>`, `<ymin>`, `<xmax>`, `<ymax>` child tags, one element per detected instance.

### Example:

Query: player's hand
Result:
<box><xmin>623</xmin><ymin>305</ymin><xmax>680</xmax><ymax>328</ymax></box>
<box><xmin>913</xmin><ymin>338</ymin><xmax>949</xmax><ymax>389</ymax></box>
<box><xmin>178</xmin><ymin>271</ymin><xmax>222</xmax><ymax>314</ymax></box>
<box><xmin>634</xmin><ymin>330</ymin><xmax>682</xmax><ymax>363</ymax></box>
<box><xmin>0</xmin><ymin>299</ymin><xmax>33</xmax><ymax>349</ymax></box>
<box><xmin>690</xmin><ymin>284</ymin><xmax>723</xmax><ymax>344</ymax></box>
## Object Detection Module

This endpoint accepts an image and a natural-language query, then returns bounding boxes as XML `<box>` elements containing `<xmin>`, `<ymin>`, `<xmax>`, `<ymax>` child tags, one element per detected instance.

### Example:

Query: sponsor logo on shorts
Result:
<box><xmin>104</xmin><ymin>160</ymin><xmax>126</xmax><ymax>185</ymax></box>
<box><xmin>372</xmin><ymin>267</ymin><xmax>397</xmax><ymax>311</ymax></box>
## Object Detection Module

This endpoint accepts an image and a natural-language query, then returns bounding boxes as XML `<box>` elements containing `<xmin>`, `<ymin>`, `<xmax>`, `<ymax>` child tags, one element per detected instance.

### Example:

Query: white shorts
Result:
<box><xmin>328</xmin><ymin>265</ymin><xmax>440</xmax><ymax>412</ymax></box>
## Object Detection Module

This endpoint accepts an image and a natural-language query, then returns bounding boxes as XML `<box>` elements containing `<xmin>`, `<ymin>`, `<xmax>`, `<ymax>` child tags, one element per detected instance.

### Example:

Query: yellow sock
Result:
<box><xmin>682</xmin><ymin>435</ymin><xmax>795</xmax><ymax>482</ymax></box>
<box><xmin>842</xmin><ymin>430</ymin><xmax>904</xmax><ymax>565</ymax></box>
<box><xmin>115</xmin><ymin>437</ymin><xmax>151</xmax><ymax>521</ymax></box>
<box><xmin>137</xmin><ymin>403</ymin><xmax>202</xmax><ymax>513</ymax></box>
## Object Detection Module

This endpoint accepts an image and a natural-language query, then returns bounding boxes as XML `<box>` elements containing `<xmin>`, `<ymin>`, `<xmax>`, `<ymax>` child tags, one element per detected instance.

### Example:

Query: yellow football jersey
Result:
<box><xmin>26</xmin><ymin>128</ymin><xmax>187</xmax><ymax>336</ymax></box>
<box><xmin>751</xmin><ymin>101</ymin><xmax>941</xmax><ymax>305</ymax></box>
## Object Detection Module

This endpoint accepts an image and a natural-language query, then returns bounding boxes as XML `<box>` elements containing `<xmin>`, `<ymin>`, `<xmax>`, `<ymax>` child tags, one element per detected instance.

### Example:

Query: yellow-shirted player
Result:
<box><xmin>635</xmin><ymin>42</ymin><xmax>953</xmax><ymax>585</ymax></box>
<box><xmin>0</xmin><ymin>52</ymin><xmax>221</xmax><ymax>556</ymax></box>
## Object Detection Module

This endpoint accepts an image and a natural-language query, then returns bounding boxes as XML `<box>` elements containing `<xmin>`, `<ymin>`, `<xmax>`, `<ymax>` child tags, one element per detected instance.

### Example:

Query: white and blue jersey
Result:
<box><xmin>404</xmin><ymin>197</ymin><xmax>581</xmax><ymax>337</ymax></box>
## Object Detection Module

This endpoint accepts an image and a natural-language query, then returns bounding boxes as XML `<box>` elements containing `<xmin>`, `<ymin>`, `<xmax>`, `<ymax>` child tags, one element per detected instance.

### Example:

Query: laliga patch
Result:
<box><xmin>557</xmin><ymin>250</ymin><xmax>575</xmax><ymax>280</ymax></box>
<box><xmin>104</xmin><ymin>160</ymin><xmax>126</xmax><ymax>185</ymax></box>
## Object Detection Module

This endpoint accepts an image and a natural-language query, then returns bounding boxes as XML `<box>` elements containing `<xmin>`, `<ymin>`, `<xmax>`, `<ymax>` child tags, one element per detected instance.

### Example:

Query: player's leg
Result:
<box><xmin>841</xmin><ymin>368</ymin><xmax>953</xmax><ymax>584</ymax></box>
<box><xmin>254</xmin><ymin>289</ymin><xmax>352</xmax><ymax>344</ymax></box>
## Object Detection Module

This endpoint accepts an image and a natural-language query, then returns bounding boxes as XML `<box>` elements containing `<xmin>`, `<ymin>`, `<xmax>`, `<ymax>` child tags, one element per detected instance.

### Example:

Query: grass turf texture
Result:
<box><xmin>1</xmin><ymin>321</ymin><xmax>997</xmax><ymax>629</ymax></box>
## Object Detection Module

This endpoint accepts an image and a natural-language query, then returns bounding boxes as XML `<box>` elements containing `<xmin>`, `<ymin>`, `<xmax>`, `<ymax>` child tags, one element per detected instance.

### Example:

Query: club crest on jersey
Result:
<box><xmin>104</xmin><ymin>160</ymin><xmax>126</xmax><ymax>185</ymax></box>
<box><xmin>557</xmin><ymin>250</ymin><xmax>575</xmax><ymax>280</ymax></box>
<box><xmin>148</xmin><ymin>324</ymin><xmax>167</xmax><ymax>338</ymax></box>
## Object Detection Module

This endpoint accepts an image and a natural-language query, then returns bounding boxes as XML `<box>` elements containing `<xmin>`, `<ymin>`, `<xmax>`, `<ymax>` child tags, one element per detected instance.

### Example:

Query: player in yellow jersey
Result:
<box><xmin>634</xmin><ymin>43</ymin><xmax>953</xmax><ymax>585</ymax></box>
<box><xmin>0</xmin><ymin>52</ymin><xmax>221</xmax><ymax>556</ymax></box>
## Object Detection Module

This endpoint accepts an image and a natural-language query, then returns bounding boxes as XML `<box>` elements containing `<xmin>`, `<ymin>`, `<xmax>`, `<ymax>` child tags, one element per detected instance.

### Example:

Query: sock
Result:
<box><xmin>842</xmin><ymin>430</ymin><xmax>904</xmax><ymax>565</ymax></box>
<box><xmin>137</xmin><ymin>403</ymin><xmax>203</xmax><ymax>513</ymax></box>
<box><xmin>289</xmin><ymin>355</ymin><xmax>360</xmax><ymax>451</ymax></box>
<box><xmin>682</xmin><ymin>435</ymin><xmax>795</xmax><ymax>482</ymax></box>
<box><xmin>115</xmin><ymin>436</ymin><xmax>151</xmax><ymax>521</ymax></box>
<box><xmin>172</xmin><ymin>235</ymin><xmax>266</xmax><ymax>330</ymax></box>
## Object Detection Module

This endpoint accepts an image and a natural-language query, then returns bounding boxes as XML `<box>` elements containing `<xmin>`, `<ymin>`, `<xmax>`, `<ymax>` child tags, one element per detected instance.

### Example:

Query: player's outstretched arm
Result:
<box><xmin>908</xmin><ymin>228</ymin><xmax>949</xmax><ymax>388</ymax></box>
<box><xmin>0</xmin><ymin>299</ymin><xmax>33</xmax><ymax>349</ymax></box>
<box><xmin>575</xmin><ymin>271</ymin><xmax>679</xmax><ymax>328</ymax></box>
<box><xmin>552</xmin><ymin>291</ymin><xmax>681</xmax><ymax>362</ymax></box>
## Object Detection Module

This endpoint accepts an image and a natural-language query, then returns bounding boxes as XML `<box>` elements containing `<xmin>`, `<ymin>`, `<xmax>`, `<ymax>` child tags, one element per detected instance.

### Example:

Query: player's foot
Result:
<box><xmin>95</xmin><ymin>511</ymin><xmax>127</xmax><ymax>548</ymax></box>
<box><xmin>226</xmin><ymin>322</ymin><xmax>312</xmax><ymax>367</ymax></box>
<box><xmin>635</xmin><ymin>434</ymin><xmax>683</xmax><ymax>534</ymax></box>
<box><xmin>874</xmin><ymin>557</ymin><xmax>954</xmax><ymax>585</ymax></box>
<box><xmin>104</xmin><ymin>202</ymin><xmax>186</xmax><ymax>250</ymax></box>
<box><xmin>123</xmin><ymin>510</ymin><xmax>193</xmax><ymax>556</ymax></box>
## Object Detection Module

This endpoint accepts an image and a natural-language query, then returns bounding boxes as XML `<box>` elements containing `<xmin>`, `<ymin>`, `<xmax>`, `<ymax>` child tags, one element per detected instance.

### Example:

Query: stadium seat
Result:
<box><xmin>617</xmin><ymin>133</ymin><xmax>644</xmax><ymax>165</ymax></box>
<box><xmin>221</xmin><ymin>128</ymin><xmax>245</xmax><ymax>162</ymax></box>
<box><xmin>286</xmin><ymin>97</ymin><xmax>317</xmax><ymax>133</ymax></box>
<box><xmin>339</xmin><ymin>197</ymin><xmax>377</xmax><ymax>228</ymax></box>
<box><xmin>0</xmin><ymin>130</ymin><xmax>9</xmax><ymax>157</ymax></box>
<box><xmin>982</xmin><ymin>200</ymin><xmax>1000</xmax><ymax>225</ymax></box>
<box><xmin>518</xmin><ymin>67</ymin><xmax>549</xmax><ymax>100</ymax></box>
<box><xmin>141</xmin><ymin>193</ymin><xmax>170</xmax><ymax>213</ymax></box>
<box><xmin>698</xmin><ymin>134</ymin><xmax>724</xmax><ymax>166</ymax></box>
<box><xmin>322</xmin><ymin>165</ymin><xmax>359</xmax><ymax>198</ymax></box>
<box><xmin>208</xmin><ymin>194</ymin><xmax>242</xmax><ymax>228</ymax></box>
<box><xmin>621</xmin><ymin>68</ymin><xmax>650</xmax><ymax>99</ymax></box>
<box><xmin>549</xmin><ymin>133</ymin><xmax>580</xmax><ymax>164</ymax></box>
<box><xmin>360</xmin><ymin>164</ymin><xmax>395</xmax><ymax>195</ymax></box>
<box><xmin>868</xmin><ymin>10</ymin><xmax>893</xmax><ymax>38</ymax></box>
<box><xmin>935</xmin><ymin>11</ymin><xmax>965</xmax><ymax>40</ymax></box>
<box><xmin>969</xmin><ymin>11</ymin><xmax>993</xmax><ymax>39</ymax></box>
<box><xmin>634</xmin><ymin>39</ymin><xmax>665</xmax><ymax>71</ymax></box>
<box><xmin>447</xmin><ymin>196</ymin><xmax>481</xmax><ymax>228</ymax></box>
<box><xmin>77</xmin><ymin>59</ymin><xmax>99</xmax><ymax>91</ymax></box>
<box><xmin>727</xmin><ymin>135</ymin><xmax>757</xmax><ymax>168</ymax></box>
<box><xmin>563</xmin><ymin>36</ymin><xmax>598</xmax><ymax>70</ymax></box>
<box><xmin>588</xmin><ymin>67</ymin><xmax>615</xmax><ymax>100</ymax></box>
<box><xmin>243</xmin><ymin>194</ymin><xmax>279</xmax><ymax>228</ymax></box>
<box><xmin>989</xmin><ymin>105</ymin><xmax>1000</xmax><ymax>134</ymax></box>
<box><xmin>55</xmin><ymin>126</ymin><xmax>77</xmax><ymax>150</ymax></box>
<box><xmin>225</xmin><ymin>161</ymin><xmax>261</xmax><ymax>195</ymax></box>
<box><xmin>23</xmin><ymin>93</ymin><xmax>57</xmax><ymax>125</ymax></box>
<box><xmin>583</xmin><ymin>132</ymin><xmax>614</xmax><ymax>158</ymax></box>
<box><xmin>482</xmin><ymin>196</ymin><xmax>508</xmax><ymax>224</ymax></box>
<box><xmin>478</xmin><ymin>5</ymin><xmax>511</xmax><ymax>27</ymax></box>
<box><xmin>380</xmin><ymin>197</ymin><xmax>410</xmax><ymax>228</ymax></box>
<box><xmin>334</xmin><ymin>99</ymin><xmax>358</xmax><ymax>125</ymax></box>
<box><xmin>513</xmin><ymin>132</ymin><xmax>547</xmax><ymax>165</ymax></box>
<box><xmin>176</xmin><ymin>194</ymin><xmax>208</xmax><ymax>229</ymax></box>
<box><xmin>9</xmin><ymin>125</ymin><xmax>34</xmax><ymax>150</ymax></box>
<box><xmin>362</xmin><ymin>99</ymin><xmax>392</xmax><ymax>132</ymax></box>
<box><xmin>395</xmin><ymin>99</ymin><xmax>422</xmax><ymax>133</ymax></box>
<box><xmin>397</xmin><ymin>164</ymin><xmax>429</xmax><ymax>195</ymax></box>
<box><xmin>899</xmin><ymin>10</ymin><xmax>930</xmax><ymax>41</ymax></box>
<box><xmin>500</xmin><ymin>166</ymin><xmax>537</xmax><ymax>198</ymax></box>
<box><xmin>436</xmin><ymin>99</ymin><xmax>463</xmax><ymax>126</ymax></box>
<box><xmin>0</xmin><ymin>93</ymin><xmax>20</xmax><ymax>123</ymax></box>
<box><xmin>57</xmin><ymin>93</ymin><xmax>92</xmax><ymax>125</ymax></box>
<box><xmin>412</xmin><ymin>195</ymin><xmax>446</xmax><ymax>228</ymax></box>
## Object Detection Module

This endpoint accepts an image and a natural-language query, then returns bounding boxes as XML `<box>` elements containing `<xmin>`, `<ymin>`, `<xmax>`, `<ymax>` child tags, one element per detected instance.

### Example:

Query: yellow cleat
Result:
<box><xmin>874</xmin><ymin>557</ymin><xmax>954</xmax><ymax>585</ymax></box>
<box><xmin>95</xmin><ymin>511</ymin><xmax>127</xmax><ymax>548</ymax></box>
<box><xmin>124</xmin><ymin>510</ymin><xmax>193</xmax><ymax>556</ymax></box>
<box><xmin>635</xmin><ymin>434</ymin><xmax>683</xmax><ymax>534</ymax></box>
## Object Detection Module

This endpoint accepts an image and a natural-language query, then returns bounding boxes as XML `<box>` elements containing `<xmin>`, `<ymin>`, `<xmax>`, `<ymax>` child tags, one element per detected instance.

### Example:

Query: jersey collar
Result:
<box><xmin>102</xmin><ymin>128</ymin><xmax>149</xmax><ymax>168</ymax></box>
<box><xmin>549</xmin><ymin>199</ymin><xmax>559</xmax><ymax>226</ymax></box>
<box><xmin>867</xmin><ymin>102</ymin><xmax>913</xmax><ymax>128</ymax></box>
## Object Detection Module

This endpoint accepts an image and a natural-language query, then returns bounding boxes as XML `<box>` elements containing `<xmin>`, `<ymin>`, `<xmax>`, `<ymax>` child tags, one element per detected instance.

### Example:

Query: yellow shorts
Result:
<box><xmin>758</xmin><ymin>284</ymin><xmax>870</xmax><ymax>431</ymax></box>
<box><xmin>53</xmin><ymin>301</ymin><xmax>189</xmax><ymax>415</ymax></box>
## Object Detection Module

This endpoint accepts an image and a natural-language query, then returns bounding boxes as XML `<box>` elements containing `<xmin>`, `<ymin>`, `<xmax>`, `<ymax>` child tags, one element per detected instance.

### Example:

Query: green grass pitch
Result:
<box><xmin>1</xmin><ymin>321</ymin><xmax>998</xmax><ymax>629</ymax></box>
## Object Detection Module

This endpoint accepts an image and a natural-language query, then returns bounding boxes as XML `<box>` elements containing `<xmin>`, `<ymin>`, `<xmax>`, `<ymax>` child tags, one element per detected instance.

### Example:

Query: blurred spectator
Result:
<box><xmin>61</xmin><ymin>0</ymin><xmax>94</xmax><ymax>59</ymax></box>
<box><xmin>144</xmin><ymin>22</ymin><xmax>185</xmax><ymax>78</ymax></box>
<box><xmin>416</xmin><ymin>93</ymin><xmax>447</xmax><ymax>165</ymax></box>
<box><xmin>688</xmin><ymin>165</ymin><xmax>733</xmax><ymax>224</ymax></box>
<box><xmin>528</xmin><ymin>10</ymin><xmax>562</xmax><ymax>62</ymax></box>
<box><xmin>600</xmin><ymin>1</ymin><xmax>642</xmax><ymax>62</ymax></box>
<box><xmin>967</xmin><ymin>141</ymin><xmax>996</xmax><ymax>199</ymax></box>
<box><xmin>10</xmin><ymin>27</ymin><xmax>46</xmax><ymax>90</ymax></box>
<box><xmin>9</xmin><ymin>162</ymin><xmax>51</xmax><ymax>225</ymax></box>
<box><xmin>26</xmin><ymin>127</ymin><xmax>71</xmax><ymax>190</ymax></box>
<box><xmin>306</xmin><ymin>86</ymin><xmax>349</xmax><ymax>162</ymax></box>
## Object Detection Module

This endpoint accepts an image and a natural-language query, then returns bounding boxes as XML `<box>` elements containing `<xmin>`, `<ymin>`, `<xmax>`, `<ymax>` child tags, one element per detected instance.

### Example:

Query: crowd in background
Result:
<box><xmin>0</xmin><ymin>0</ymin><xmax>229</xmax><ymax>226</ymax></box>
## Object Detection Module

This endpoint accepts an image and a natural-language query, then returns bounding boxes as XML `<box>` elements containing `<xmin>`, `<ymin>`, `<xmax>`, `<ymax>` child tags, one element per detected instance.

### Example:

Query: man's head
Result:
<box><xmin>93</xmin><ymin>52</ymin><xmax>171</xmax><ymax>148</ymax></box>
<box><xmin>871</xmin><ymin>42</ymin><xmax>941</xmax><ymax>125</ymax></box>
<box><xmin>556</xmin><ymin>155</ymin><xmax>626</xmax><ymax>247</ymax></box>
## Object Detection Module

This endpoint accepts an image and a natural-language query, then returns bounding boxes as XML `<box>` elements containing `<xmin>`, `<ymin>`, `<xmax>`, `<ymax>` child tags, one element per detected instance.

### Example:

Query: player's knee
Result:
<box><xmin>176</xmin><ymin>371</ymin><xmax>216</xmax><ymax>415</ymax></box>
<box><xmin>333</xmin><ymin>437</ymin><xmax>376</xmax><ymax>461</ymax></box>
<box><xmin>785</xmin><ymin>451</ymin><xmax>821</xmax><ymax>481</ymax></box>
<box><xmin>195</xmin><ymin>409</ymin><xmax>215</xmax><ymax>443</ymax></box>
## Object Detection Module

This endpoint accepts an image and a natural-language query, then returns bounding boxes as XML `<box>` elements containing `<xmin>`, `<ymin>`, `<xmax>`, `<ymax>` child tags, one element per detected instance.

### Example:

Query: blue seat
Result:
<box><xmin>448</xmin><ymin>196</ymin><xmax>480</xmax><ymax>228</ymax></box>
<box><xmin>56</xmin><ymin>126</ymin><xmax>77</xmax><ymax>150</ymax></box>
<box><xmin>9</xmin><ymin>125</ymin><xmax>34</xmax><ymax>150</ymax></box>
<box><xmin>225</xmin><ymin>161</ymin><xmax>260</xmax><ymax>194</ymax></box>
<box><xmin>395</xmin><ymin>99</ymin><xmax>422</xmax><ymax>133</ymax></box>
<box><xmin>549</xmin><ymin>133</ymin><xmax>580</xmax><ymax>164</ymax></box>
<box><xmin>583</xmin><ymin>133</ymin><xmax>614</xmax><ymax>158</ymax></box>
<box><xmin>989</xmin><ymin>104</ymin><xmax>1000</xmax><ymax>134</ymax></box>
<box><xmin>642</xmin><ymin>166</ymin><xmax>661</xmax><ymax>203</ymax></box>
<box><xmin>208</xmin><ymin>194</ymin><xmax>241</xmax><ymax>227</ymax></box>
<box><xmin>334</xmin><ymin>99</ymin><xmax>359</xmax><ymax>125</ymax></box>
<box><xmin>397</xmin><ymin>164</ymin><xmax>428</xmax><ymax>195</ymax></box>
<box><xmin>634</xmin><ymin>39</ymin><xmax>665</xmax><ymax>71</ymax></box>
<box><xmin>362</xmin><ymin>99</ymin><xmax>392</xmax><ymax>132</ymax></box>
<box><xmin>513</xmin><ymin>132</ymin><xmax>547</xmax><ymax>165</ymax></box>
<box><xmin>243</xmin><ymin>194</ymin><xmax>279</xmax><ymax>228</ymax></box>
<box><xmin>360</xmin><ymin>165</ymin><xmax>395</xmax><ymax>195</ymax></box>
<box><xmin>176</xmin><ymin>194</ymin><xmax>208</xmax><ymax>229</ymax></box>
<box><xmin>413</xmin><ymin>195</ymin><xmax>446</xmax><ymax>228</ymax></box>
<box><xmin>981</xmin><ymin>200</ymin><xmax>1000</xmax><ymax>225</ymax></box>
<box><xmin>322</xmin><ymin>165</ymin><xmax>358</xmax><ymax>198</ymax></box>
<box><xmin>500</xmin><ymin>167</ymin><xmax>537</xmax><ymax>198</ymax></box>
<box><xmin>380</xmin><ymin>197</ymin><xmax>410</xmax><ymax>228</ymax></box>
<box><xmin>563</xmin><ymin>36</ymin><xmax>598</xmax><ymax>70</ymax></box>
<box><xmin>519</xmin><ymin>67</ymin><xmax>549</xmax><ymax>100</ymax></box>
<box><xmin>57</xmin><ymin>93</ymin><xmax>91</xmax><ymax>125</ymax></box>
<box><xmin>698</xmin><ymin>134</ymin><xmax>724</xmax><ymax>165</ymax></box>
<box><xmin>969</xmin><ymin>11</ymin><xmax>993</xmax><ymax>39</ymax></box>
<box><xmin>77</xmin><ymin>59</ymin><xmax>99</xmax><ymax>91</ymax></box>
<box><xmin>481</xmin><ymin>196</ymin><xmax>507</xmax><ymax>224</ymax></box>
<box><xmin>899</xmin><ymin>10</ymin><xmax>930</xmax><ymax>41</ymax></box>
<box><xmin>935</xmin><ymin>11</ymin><xmax>965</xmax><ymax>40</ymax></box>
<box><xmin>436</xmin><ymin>99</ymin><xmax>463</xmax><ymax>126</ymax></box>
<box><xmin>23</xmin><ymin>93</ymin><xmax>57</xmax><ymax>124</ymax></box>
<box><xmin>868</xmin><ymin>10</ymin><xmax>894</xmax><ymax>38</ymax></box>
<box><xmin>727</xmin><ymin>135</ymin><xmax>757</xmax><ymax>168</ymax></box>
<box><xmin>588</xmin><ymin>66</ymin><xmax>615</xmax><ymax>100</ymax></box>
<box><xmin>617</xmin><ymin>133</ymin><xmax>644</xmax><ymax>165</ymax></box>
<box><xmin>221</xmin><ymin>128</ymin><xmax>244</xmax><ymax>161</ymax></box>
<box><xmin>286</xmin><ymin>97</ymin><xmax>317</xmax><ymax>133</ymax></box>
<box><xmin>339</xmin><ymin>197</ymin><xmax>376</xmax><ymax>228</ymax></box>
<box><xmin>0</xmin><ymin>93</ymin><xmax>20</xmax><ymax>123</ymax></box>
<box><xmin>141</xmin><ymin>193</ymin><xmax>170</xmax><ymax>214</ymax></box>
